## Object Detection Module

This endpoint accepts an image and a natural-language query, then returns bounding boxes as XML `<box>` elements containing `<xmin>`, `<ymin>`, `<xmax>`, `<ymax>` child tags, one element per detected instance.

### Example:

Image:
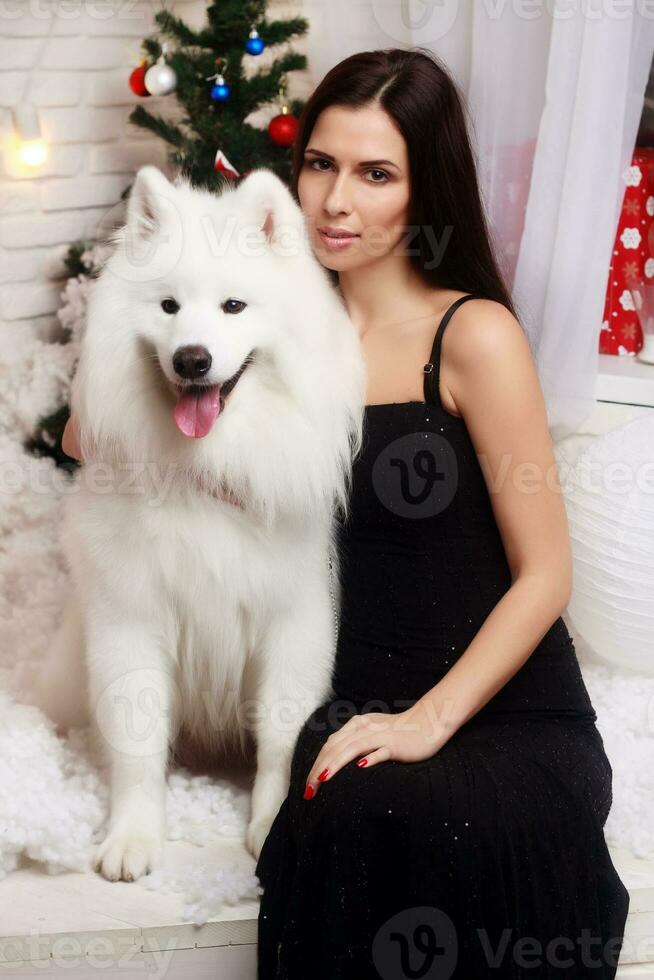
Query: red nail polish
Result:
<box><xmin>304</xmin><ymin>783</ymin><xmax>315</xmax><ymax>799</ymax></box>
<box><xmin>318</xmin><ymin>768</ymin><xmax>329</xmax><ymax>782</ymax></box>
<box><xmin>357</xmin><ymin>758</ymin><xmax>368</xmax><ymax>767</ymax></box>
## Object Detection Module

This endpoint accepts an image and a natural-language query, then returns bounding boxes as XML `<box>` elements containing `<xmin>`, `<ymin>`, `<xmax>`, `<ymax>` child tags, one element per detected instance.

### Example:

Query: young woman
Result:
<box><xmin>61</xmin><ymin>48</ymin><xmax>630</xmax><ymax>979</ymax></box>
<box><xmin>253</xmin><ymin>48</ymin><xmax>630</xmax><ymax>979</ymax></box>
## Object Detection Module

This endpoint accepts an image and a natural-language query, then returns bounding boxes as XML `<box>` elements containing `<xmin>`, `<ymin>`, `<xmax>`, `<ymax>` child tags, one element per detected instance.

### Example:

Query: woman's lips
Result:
<box><xmin>318</xmin><ymin>229</ymin><xmax>360</xmax><ymax>250</ymax></box>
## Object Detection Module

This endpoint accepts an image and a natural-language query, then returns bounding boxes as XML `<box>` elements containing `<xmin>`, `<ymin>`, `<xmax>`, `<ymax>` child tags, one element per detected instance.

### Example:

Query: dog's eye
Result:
<box><xmin>223</xmin><ymin>299</ymin><xmax>247</xmax><ymax>315</ymax></box>
<box><xmin>161</xmin><ymin>298</ymin><xmax>179</xmax><ymax>315</ymax></box>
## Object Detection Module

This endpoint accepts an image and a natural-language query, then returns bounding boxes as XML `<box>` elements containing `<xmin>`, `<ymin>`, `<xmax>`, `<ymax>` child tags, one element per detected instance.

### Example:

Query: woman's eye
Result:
<box><xmin>223</xmin><ymin>299</ymin><xmax>247</xmax><ymax>314</ymax></box>
<box><xmin>161</xmin><ymin>298</ymin><xmax>179</xmax><ymax>314</ymax></box>
<box><xmin>366</xmin><ymin>169</ymin><xmax>389</xmax><ymax>183</ymax></box>
<box><xmin>307</xmin><ymin>159</ymin><xmax>388</xmax><ymax>183</ymax></box>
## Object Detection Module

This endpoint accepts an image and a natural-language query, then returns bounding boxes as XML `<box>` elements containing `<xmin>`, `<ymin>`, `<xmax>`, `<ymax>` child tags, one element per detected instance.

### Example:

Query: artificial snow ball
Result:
<box><xmin>565</xmin><ymin>414</ymin><xmax>654</xmax><ymax>675</ymax></box>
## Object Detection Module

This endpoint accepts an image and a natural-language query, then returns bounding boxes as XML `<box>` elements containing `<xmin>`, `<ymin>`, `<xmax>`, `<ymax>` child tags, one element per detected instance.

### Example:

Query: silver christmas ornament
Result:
<box><xmin>144</xmin><ymin>57</ymin><xmax>177</xmax><ymax>96</ymax></box>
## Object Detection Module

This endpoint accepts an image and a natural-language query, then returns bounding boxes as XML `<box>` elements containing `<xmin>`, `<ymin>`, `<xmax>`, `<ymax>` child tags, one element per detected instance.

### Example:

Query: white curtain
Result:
<box><xmin>303</xmin><ymin>0</ymin><xmax>654</xmax><ymax>440</ymax></box>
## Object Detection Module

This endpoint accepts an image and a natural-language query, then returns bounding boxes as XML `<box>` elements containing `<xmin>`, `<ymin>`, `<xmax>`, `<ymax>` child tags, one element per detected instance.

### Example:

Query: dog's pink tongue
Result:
<box><xmin>174</xmin><ymin>385</ymin><xmax>222</xmax><ymax>438</ymax></box>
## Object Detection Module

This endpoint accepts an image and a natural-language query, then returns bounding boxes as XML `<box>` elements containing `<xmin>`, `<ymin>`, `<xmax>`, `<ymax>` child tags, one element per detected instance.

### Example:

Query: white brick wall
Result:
<box><xmin>0</xmin><ymin>0</ymin><xmax>313</xmax><ymax>340</ymax></box>
<box><xmin>0</xmin><ymin>0</ymin><xmax>179</xmax><ymax>338</ymax></box>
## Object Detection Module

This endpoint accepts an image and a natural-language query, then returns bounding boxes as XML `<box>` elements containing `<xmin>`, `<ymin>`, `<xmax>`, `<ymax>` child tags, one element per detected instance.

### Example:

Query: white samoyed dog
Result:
<box><xmin>34</xmin><ymin>164</ymin><xmax>365</xmax><ymax>882</ymax></box>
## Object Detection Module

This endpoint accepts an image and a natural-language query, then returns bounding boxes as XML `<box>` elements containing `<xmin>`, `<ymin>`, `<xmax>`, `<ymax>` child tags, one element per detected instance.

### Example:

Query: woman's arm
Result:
<box><xmin>62</xmin><ymin>412</ymin><xmax>82</xmax><ymax>461</ymax></box>
<box><xmin>417</xmin><ymin>298</ymin><xmax>573</xmax><ymax>740</ymax></box>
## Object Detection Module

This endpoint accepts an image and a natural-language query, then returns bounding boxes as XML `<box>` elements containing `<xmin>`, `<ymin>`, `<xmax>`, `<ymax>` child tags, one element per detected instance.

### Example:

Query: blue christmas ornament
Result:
<box><xmin>245</xmin><ymin>28</ymin><xmax>265</xmax><ymax>56</ymax></box>
<box><xmin>210</xmin><ymin>73</ymin><xmax>231</xmax><ymax>101</ymax></box>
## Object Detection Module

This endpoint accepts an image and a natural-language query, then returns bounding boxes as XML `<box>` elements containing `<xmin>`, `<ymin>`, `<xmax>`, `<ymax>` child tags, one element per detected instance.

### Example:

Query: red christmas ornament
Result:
<box><xmin>268</xmin><ymin>107</ymin><xmax>299</xmax><ymax>147</ymax></box>
<box><xmin>129</xmin><ymin>60</ymin><xmax>151</xmax><ymax>97</ymax></box>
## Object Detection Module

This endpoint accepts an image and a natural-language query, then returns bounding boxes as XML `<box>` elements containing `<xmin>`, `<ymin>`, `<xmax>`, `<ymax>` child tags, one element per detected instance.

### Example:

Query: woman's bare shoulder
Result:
<box><xmin>441</xmin><ymin>297</ymin><xmax>525</xmax><ymax>364</ymax></box>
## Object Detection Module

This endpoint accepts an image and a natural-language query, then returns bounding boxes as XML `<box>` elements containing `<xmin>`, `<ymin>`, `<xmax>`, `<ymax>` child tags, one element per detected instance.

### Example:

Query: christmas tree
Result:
<box><xmin>128</xmin><ymin>0</ymin><xmax>308</xmax><ymax>188</ymax></box>
<box><xmin>28</xmin><ymin>0</ymin><xmax>310</xmax><ymax>466</ymax></box>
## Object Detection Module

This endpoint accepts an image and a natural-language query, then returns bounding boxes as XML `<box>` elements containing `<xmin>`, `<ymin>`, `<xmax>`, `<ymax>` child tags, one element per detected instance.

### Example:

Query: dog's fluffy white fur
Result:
<box><xmin>33</xmin><ymin>165</ymin><xmax>365</xmax><ymax>882</ymax></box>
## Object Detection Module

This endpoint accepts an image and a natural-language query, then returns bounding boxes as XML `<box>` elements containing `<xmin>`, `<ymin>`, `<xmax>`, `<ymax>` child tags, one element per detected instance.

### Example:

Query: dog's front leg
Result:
<box><xmin>246</xmin><ymin>599</ymin><xmax>335</xmax><ymax>859</ymax></box>
<box><xmin>87</xmin><ymin>619</ymin><xmax>175</xmax><ymax>882</ymax></box>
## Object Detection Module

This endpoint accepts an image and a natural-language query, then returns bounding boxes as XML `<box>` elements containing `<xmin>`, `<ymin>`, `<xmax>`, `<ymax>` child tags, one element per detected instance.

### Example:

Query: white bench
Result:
<box><xmin>1</xmin><ymin>839</ymin><xmax>652</xmax><ymax>978</ymax></box>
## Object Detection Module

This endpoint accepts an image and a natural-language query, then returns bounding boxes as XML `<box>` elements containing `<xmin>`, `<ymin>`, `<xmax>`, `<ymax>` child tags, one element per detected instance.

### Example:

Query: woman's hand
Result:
<box><xmin>302</xmin><ymin>699</ymin><xmax>448</xmax><ymax>800</ymax></box>
<box><xmin>62</xmin><ymin>412</ymin><xmax>82</xmax><ymax>461</ymax></box>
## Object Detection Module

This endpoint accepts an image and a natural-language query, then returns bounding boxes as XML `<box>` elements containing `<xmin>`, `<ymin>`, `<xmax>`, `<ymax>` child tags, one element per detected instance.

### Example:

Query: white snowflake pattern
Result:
<box><xmin>619</xmin><ymin>289</ymin><xmax>635</xmax><ymax>311</ymax></box>
<box><xmin>645</xmin><ymin>258</ymin><xmax>654</xmax><ymax>279</ymax></box>
<box><xmin>620</xmin><ymin>227</ymin><xmax>642</xmax><ymax>249</ymax></box>
<box><xmin>622</xmin><ymin>164</ymin><xmax>643</xmax><ymax>187</ymax></box>
<box><xmin>617</xmin><ymin>345</ymin><xmax>636</xmax><ymax>356</ymax></box>
<box><xmin>646</xmin><ymin>196</ymin><xmax>654</xmax><ymax>217</ymax></box>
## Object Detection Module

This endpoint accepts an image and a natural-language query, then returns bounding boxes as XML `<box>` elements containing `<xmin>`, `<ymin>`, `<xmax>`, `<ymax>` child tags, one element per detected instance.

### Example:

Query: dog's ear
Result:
<box><xmin>236</xmin><ymin>168</ymin><xmax>306</xmax><ymax>252</ymax></box>
<box><xmin>126</xmin><ymin>165</ymin><xmax>177</xmax><ymax>239</ymax></box>
<box><xmin>262</xmin><ymin>209</ymin><xmax>274</xmax><ymax>241</ymax></box>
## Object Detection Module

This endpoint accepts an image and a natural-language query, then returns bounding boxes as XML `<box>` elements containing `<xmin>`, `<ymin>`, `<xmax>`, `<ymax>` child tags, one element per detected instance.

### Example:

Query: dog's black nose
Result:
<box><xmin>173</xmin><ymin>345</ymin><xmax>212</xmax><ymax>380</ymax></box>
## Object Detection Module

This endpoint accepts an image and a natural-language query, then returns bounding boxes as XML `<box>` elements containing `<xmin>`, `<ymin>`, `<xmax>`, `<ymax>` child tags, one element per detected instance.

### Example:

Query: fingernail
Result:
<box><xmin>318</xmin><ymin>768</ymin><xmax>329</xmax><ymax>782</ymax></box>
<box><xmin>304</xmin><ymin>783</ymin><xmax>315</xmax><ymax>800</ymax></box>
<box><xmin>357</xmin><ymin>757</ymin><xmax>368</xmax><ymax>767</ymax></box>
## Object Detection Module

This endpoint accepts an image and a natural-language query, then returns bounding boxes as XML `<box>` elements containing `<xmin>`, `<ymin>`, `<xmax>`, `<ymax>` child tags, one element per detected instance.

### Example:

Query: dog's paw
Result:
<box><xmin>93</xmin><ymin>829</ymin><xmax>163</xmax><ymax>883</ymax></box>
<box><xmin>246</xmin><ymin>816</ymin><xmax>273</xmax><ymax>862</ymax></box>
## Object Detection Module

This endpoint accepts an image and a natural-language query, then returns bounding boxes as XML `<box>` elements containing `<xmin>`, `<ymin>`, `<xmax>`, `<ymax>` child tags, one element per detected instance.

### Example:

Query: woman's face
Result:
<box><xmin>297</xmin><ymin>104</ymin><xmax>412</xmax><ymax>273</ymax></box>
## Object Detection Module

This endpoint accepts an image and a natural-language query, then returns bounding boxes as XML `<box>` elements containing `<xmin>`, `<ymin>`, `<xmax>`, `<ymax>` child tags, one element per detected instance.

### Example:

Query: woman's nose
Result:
<box><xmin>324</xmin><ymin>175</ymin><xmax>352</xmax><ymax>215</ymax></box>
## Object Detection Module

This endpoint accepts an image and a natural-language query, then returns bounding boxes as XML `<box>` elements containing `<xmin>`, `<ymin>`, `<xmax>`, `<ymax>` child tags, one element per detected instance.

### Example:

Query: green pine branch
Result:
<box><xmin>128</xmin><ymin>104</ymin><xmax>187</xmax><ymax>148</ymax></box>
<box><xmin>63</xmin><ymin>240</ymin><xmax>92</xmax><ymax>278</ymax></box>
<box><xmin>150</xmin><ymin>9</ymin><xmax>205</xmax><ymax>49</ymax></box>
<box><xmin>205</xmin><ymin>0</ymin><xmax>267</xmax><ymax>36</ymax></box>
<box><xmin>240</xmin><ymin>52</ymin><xmax>307</xmax><ymax>116</ymax></box>
<box><xmin>256</xmin><ymin>17</ymin><xmax>310</xmax><ymax>45</ymax></box>
<box><xmin>25</xmin><ymin>404</ymin><xmax>79</xmax><ymax>475</ymax></box>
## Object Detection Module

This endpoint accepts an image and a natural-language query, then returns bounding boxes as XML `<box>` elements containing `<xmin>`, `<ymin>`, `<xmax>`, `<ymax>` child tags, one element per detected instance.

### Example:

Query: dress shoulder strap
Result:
<box><xmin>422</xmin><ymin>293</ymin><xmax>479</xmax><ymax>407</ymax></box>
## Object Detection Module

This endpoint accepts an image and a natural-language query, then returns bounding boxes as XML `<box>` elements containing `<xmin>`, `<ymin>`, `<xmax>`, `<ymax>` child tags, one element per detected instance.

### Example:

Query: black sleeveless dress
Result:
<box><xmin>254</xmin><ymin>295</ymin><xmax>630</xmax><ymax>979</ymax></box>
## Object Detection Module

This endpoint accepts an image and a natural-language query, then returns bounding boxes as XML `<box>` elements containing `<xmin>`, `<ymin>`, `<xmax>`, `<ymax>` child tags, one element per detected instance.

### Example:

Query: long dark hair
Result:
<box><xmin>290</xmin><ymin>47</ymin><xmax>518</xmax><ymax>320</ymax></box>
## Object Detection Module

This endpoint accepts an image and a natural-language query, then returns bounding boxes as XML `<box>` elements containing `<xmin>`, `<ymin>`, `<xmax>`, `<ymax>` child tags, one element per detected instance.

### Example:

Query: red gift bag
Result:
<box><xmin>600</xmin><ymin>146</ymin><xmax>654</xmax><ymax>356</ymax></box>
